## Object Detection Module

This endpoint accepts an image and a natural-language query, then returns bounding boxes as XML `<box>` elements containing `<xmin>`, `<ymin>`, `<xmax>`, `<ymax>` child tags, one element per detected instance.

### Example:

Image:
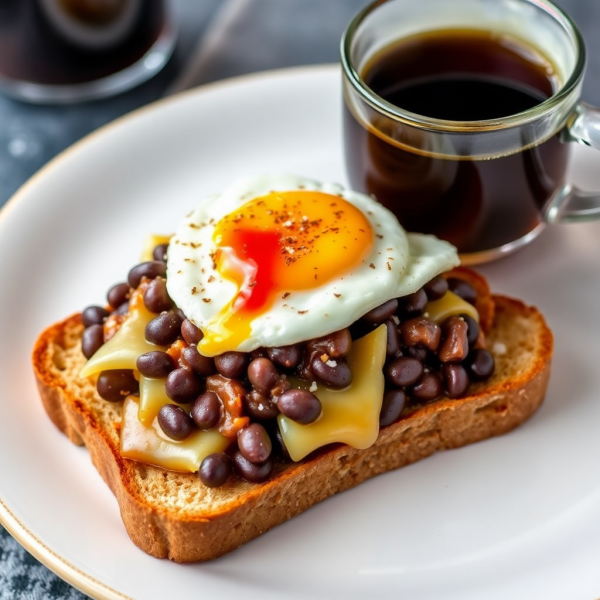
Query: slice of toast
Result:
<box><xmin>32</xmin><ymin>278</ymin><xmax>553</xmax><ymax>563</ymax></box>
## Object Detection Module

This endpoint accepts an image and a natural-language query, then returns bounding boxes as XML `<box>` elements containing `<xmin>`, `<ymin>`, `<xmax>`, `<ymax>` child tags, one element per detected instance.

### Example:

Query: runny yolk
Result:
<box><xmin>197</xmin><ymin>190</ymin><xmax>374</xmax><ymax>355</ymax></box>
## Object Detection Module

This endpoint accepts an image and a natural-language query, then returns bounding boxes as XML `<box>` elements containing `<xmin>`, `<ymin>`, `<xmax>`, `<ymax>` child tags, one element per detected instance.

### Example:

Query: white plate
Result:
<box><xmin>1</xmin><ymin>65</ymin><xmax>600</xmax><ymax>600</ymax></box>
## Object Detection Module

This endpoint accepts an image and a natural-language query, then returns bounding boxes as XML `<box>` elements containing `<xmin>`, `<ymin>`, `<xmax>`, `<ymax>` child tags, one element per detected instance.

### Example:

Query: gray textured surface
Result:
<box><xmin>0</xmin><ymin>0</ymin><xmax>222</xmax><ymax>208</ymax></box>
<box><xmin>1</xmin><ymin>0</ymin><xmax>599</xmax><ymax>598</ymax></box>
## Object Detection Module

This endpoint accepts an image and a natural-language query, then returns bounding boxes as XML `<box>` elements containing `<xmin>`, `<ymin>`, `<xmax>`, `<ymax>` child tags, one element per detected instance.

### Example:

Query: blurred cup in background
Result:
<box><xmin>0</xmin><ymin>0</ymin><xmax>176</xmax><ymax>103</ymax></box>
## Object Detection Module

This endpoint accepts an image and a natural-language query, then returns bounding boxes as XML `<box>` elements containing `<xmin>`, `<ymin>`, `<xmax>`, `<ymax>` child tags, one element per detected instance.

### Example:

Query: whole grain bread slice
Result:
<box><xmin>32</xmin><ymin>287</ymin><xmax>552</xmax><ymax>562</ymax></box>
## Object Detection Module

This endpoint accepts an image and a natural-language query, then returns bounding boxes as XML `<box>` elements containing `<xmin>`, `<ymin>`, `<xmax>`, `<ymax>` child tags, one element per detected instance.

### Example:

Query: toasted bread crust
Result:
<box><xmin>32</xmin><ymin>294</ymin><xmax>553</xmax><ymax>562</ymax></box>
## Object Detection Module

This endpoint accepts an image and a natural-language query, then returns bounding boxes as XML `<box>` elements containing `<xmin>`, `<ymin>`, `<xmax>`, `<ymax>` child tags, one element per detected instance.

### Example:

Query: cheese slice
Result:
<box><xmin>425</xmin><ymin>291</ymin><xmax>479</xmax><ymax>325</ymax></box>
<box><xmin>79</xmin><ymin>301</ymin><xmax>166</xmax><ymax>378</ymax></box>
<box><xmin>120</xmin><ymin>396</ymin><xmax>229</xmax><ymax>473</ymax></box>
<box><xmin>278</xmin><ymin>324</ymin><xmax>387</xmax><ymax>462</ymax></box>
<box><xmin>138</xmin><ymin>375</ymin><xmax>178</xmax><ymax>426</ymax></box>
<box><xmin>140</xmin><ymin>233</ymin><xmax>172</xmax><ymax>262</ymax></box>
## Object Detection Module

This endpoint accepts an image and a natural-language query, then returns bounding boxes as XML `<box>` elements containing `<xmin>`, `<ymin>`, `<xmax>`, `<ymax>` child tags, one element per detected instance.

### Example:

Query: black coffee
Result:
<box><xmin>0</xmin><ymin>0</ymin><xmax>166</xmax><ymax>85</ymax></box>
<box><xmin>365</xmin><ymin>28</ymin><xmax>555</xmax><ymax>121</ymax></box>
<box><xmin>344</xmin><ymin>29</ymin><xmax>569</xmax><ymax>254</ymax></box>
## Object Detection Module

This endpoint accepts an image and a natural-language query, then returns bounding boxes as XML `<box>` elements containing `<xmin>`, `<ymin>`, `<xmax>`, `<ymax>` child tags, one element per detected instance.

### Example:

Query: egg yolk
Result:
<box><xmin>197</xmin><ymin>190</ymin><xmax>373</xmax><ymax>355</ymax></box>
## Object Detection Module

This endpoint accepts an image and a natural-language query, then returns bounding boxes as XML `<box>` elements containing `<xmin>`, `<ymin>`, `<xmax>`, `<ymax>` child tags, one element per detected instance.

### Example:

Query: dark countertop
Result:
<box><xmin>0</xmin><ymin>0</ymin><xmax>598</xmax><ymax>598</ymax></box>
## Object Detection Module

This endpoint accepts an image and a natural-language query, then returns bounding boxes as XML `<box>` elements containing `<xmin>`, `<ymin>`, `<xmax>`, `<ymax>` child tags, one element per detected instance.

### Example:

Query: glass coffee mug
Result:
<box><xmin>0</xmin><ymin>0</ymin><xmax>175</xmax><ymax>103</ymax></box>
<box><xmin>341</xmin><ymin>0</ymin><xmax>600</xmax><ymax>264</ymax></box>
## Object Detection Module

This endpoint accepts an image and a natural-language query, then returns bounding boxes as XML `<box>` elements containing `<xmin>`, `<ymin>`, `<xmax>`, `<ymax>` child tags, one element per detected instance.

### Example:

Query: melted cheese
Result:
<box><xmin>278</xmin><ymin>324</ymin><xmax>387</xmax><ymax>462</ymax></box>
<box><xmin>79</xmin><ymin>301</ymin><xmax>165</xmax><ymax>378</ymax></box>
<box><xmin>138</xmin><ymin>375</ymin><xmax>178</xmax><ymax>426</ymax></box>
<box><xmin>140</xmin><ymin>234</ymin><xmax>172</xmax><ymax>262</ymax></box>
<box><xmin>120</xmin><ymin>396</ymin><xmax>229</xmax><ymax>473</ymax></box>
<box><xmin>425</xmin><ymin>291</ymin><xmax>479</xmax><ymax>325</ymax></box>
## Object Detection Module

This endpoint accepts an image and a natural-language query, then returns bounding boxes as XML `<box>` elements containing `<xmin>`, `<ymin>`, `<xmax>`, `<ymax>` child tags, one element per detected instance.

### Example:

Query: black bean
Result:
<box><xmin>384</xmin><ymin>318</ymin><xmax>400</xmax><ymax>357</ymax></box>
<box><xmin>447</xmin><ymin>278</ymin><xmax>477</xmax><ymax>305</ymax></box>
<box><xmin>247</xmin><ymin>358</ymin><xmax>279</xmax><ymax>395</ymax></box>
<box><xmin>181</xmin><ymin>319</ymin><xmax>203</xmax><ymax>344</ymax></box>
<box><xmin>379</xmin><ymin>389</ymin><xmax>406</xmax><ymax>427</ymax></box>
<box><xmin>143</xmin><ymin>278</ymin><xmax>173</xmax><ymax>313</ymax></box>
<box><xmin>176</xmin><ymin>308</ymin><xmax>187</xmax><ymax>320</ymax></box>
<box><xmin>97</xmin><ymin>370</ymin><xmax>139</xmax><ymax>402</ymax></box>
<box><xmin>401</xmin><ymin>317</ymin><xmax>441</xmax><ymax>351</ymax></box>
<box><xmin>181</xmin><ymin>346</ymin><xmax>216</xmax><ymax>376</ymax></box>
<box><xmin>214</xmin><ymin>352</ymin><xmax>248</xmax><ymax>379</ymax></box>
<box><xmin>327</xmin><ymin>329</ymin><xmax>353</xmax><ymax>357</ymax></box>
<box><xmin>244</xmin><ymin>390</ymin><xmax>280</xmax><ymax>420</ymax></box>
<box><xmin>309</xmin><ymin>329</ymin><xmax>352</xmax><ymax>358</ymax></box>
<box><xmin>424</xmin><ymin>275</ymin><xmax>449</xmax><ymax>301</ymax></box>
<box><xmin>82</xmin><ymin>305</ymin><xmax>109</xmax><ymax>328</ymax></box>
<box><xmin>409</xmin><ymin>372</ymin><xmax>443</xmax><ymax>403</ymax></box>
<box><xmin>362</xmin><ymin>299</ymin><xmax>399</xmax><ymax>326</ymax></box>
<box><xmin>273</xmin><ymin>428</ymin><xmax>291</xmax><ymax>461</ymax></box>
<box><xmin>397</xmin><ymin>288</ymin><xmax>428</xmax><ymax>317</ymax></box>
<box><xmin>115</xmin><ymin>301</ymin><xmax>130</xmax><ymax>316</ymax></box>
<box><xmin>348</xmin><ymin>319</ymin><xmax>373</xmax><ymax>341</ymax></box>
<box><xmin>165</xmin><ymin>368</ymin><xmax>202</xmax><ymax>404</ymax></box>
<box><xmin>267</xmin><ymin>345</ymin><xmax>302</xmax><ymax>369</ymax></box>
<box><xmin>461</xmin><ymin>314</ymin><xmax>480</xmax><ymax>347</ymax></box>
<box><xmin>277</xmin><ymin>388</ymin><xmax>322</xmax><ymax>424</ymax></box>
<box><xmin>466</xmin><ymin>349</ymin><xmax>495</xmax><ymax>381</ymax></box>
<box><xmin>136</xmin><ymin>351</ymin><xmax>175</xmax><ymax>378</ymax></box>
<box><xmin>153</xmin><ymin>243</ymin><xmax>169</xmax><ymax>263</ymax></box>
<box><xmin>438</xmin><ymin>316</ymin><xmax>469</xmax><ymax>363</ymax></box>
<box><xmin>233</xmin><ymin>451</ymin><xmax>273</xmax><ymax>483</ymax></box>
<box><xmin>81</xmin><ymin>324</ymin><xmax>104</xmax><ymax>358</ymax></box>
<box><xmin>386</xmin><ymin>356</ymin><xmax>423</xmax><ymax>387</ymax></box>
<box><xmin>128</xmin><ymin>261</ymin><xmax>167</xmax><ymax>288</ymax></box>
<box><xmin>145</xmin><ymin>312</ymin><xmax>183</xmax><ymax>346</ymax></box>
<box><xmin>158</xmin><ymin>404</ymin><xmax>195</xmax><ymax>441</ymax></box>
<box><xmin>250</xmin><ymin>348</ymin><xmax>268</xmax><ymax>360</ymax></box>
<box><xmin>442</xmin><ymin>364</ymin><xmax>470</xmax><ymax>398</ymax></box>
<box><xmin>271</xmin><ymin>377</ymin><xmax>291</xmax><ymax>398</ymax></box>
<box><xmin>199</xmin><ymin>453</ymin><xmax>232</xmax><ymax>487</ymax></box>
<box><xmin>190</xmin><ymin>391</ymin><xmax>221</xmax><ymax>429</ymax></box>
<box><xmin>107</xmin><ymin>282</ymin><xmax>130</xmax><ymax>309</ymax></box>
<box><xmin>310</xmin><ymin>355</ymin><xmax>352</xmax><ymax>389</ymax></box>
<box><xmin>238</xmin><ymin>423</ymin><xmax>272</xmax><ymax>464</ymax></box>
<box><xmin>404</xmin><ymin>345</ymin><xmax>429</xmax><ymax>362</ymax></box>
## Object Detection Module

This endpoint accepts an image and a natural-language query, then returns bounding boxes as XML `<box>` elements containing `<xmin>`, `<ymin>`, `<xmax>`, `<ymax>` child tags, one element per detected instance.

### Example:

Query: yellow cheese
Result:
<box><xmin>140</xmin><ymin>234</ymin><xmax>172</xmax><ymax>262</ymax></box>
<box><xmin>278</xmin><ymin>324</ymin><xmax>387</xmax><ymax>462</ymax></box>
<box><xmin>138</xmin><ymin>375</ymin><xmax>177</xmax><ymax>426</ymax></box>
<box><xmin>79</xmin><ymin>302</ymin><xmax>166</xmax><ymax>378</ymax></box>
<box><xmin>120</xmin><ymin>396</ymin><xmax>229</xmax><ymax>473</ymax></box>
<box><xmin>425</xmin><ymin>291</ymin><xmax>479</xmax><ymax>325</ymax></box>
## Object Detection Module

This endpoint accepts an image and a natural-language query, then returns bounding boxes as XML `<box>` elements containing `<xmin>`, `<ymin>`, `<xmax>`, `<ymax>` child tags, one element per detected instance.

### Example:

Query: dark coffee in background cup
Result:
<box><xmin>363</xmin><ymin>29</ymin><xmax>555</xmax><ymax>121</ymax></box>
<box><xmin>0</xmin><ymin>0</ymin><xmax>173</xmax><ymax>101</ymax></box>
<box><xmin>344</xmin><ymin>28</ymin><xmax>569</xmax><ymax>254</ymax></box>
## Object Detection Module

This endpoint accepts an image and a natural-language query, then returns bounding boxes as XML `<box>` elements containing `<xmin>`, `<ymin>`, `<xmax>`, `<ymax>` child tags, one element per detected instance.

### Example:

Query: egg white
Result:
<box><xmin>166</xmin><ymin>175</ymin><xmax>459</xmax><ymax>353</ymax></box>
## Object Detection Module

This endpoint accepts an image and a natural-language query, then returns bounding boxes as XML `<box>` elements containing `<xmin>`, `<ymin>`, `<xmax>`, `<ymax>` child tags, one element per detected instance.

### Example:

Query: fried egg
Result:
<box><xmin>166</xmin><ymin>175</ymin><xmax>459</xmax><ymax>356</ymax></box>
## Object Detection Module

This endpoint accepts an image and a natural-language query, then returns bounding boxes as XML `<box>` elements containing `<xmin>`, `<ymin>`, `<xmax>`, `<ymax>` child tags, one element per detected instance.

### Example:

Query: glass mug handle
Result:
<box><xmin>546</xmin><ymin>103</ymin><xmax>600</xmax><ymax>224</ymax></box>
